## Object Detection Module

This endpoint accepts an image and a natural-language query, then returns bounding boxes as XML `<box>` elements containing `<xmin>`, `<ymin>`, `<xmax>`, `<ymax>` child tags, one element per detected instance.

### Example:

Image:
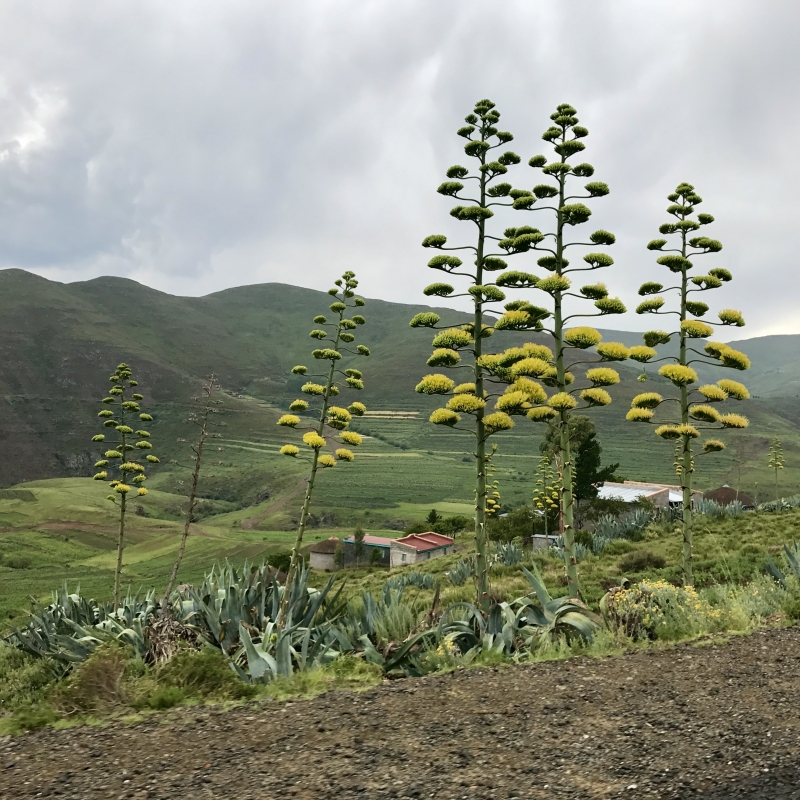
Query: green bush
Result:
<box><xmin>618</xmin><ymin>550</ymin><xmax>666</xmax><ymax>573</ymax></box>
<box><xmin>53</xmin><ymin>642</ymin><xmax>131</xmax><ymax>713</ymax></box>
<box><xmin>157</xmin><ymin>647</ymin><xmax>258</xmax><ymax>700</ymax></box>
<box><xmin>146</xmin><ymin>686</ymin><xmax>185</xmax><ymax>710</ymax></box>
<box><xmin>0</xmin><ymin>643</ymin><xmax>56</xmax><ymax>712</ymax></box>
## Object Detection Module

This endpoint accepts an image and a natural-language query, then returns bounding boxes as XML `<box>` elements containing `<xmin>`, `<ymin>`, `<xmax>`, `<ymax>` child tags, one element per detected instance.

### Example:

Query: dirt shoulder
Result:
<box><xmin>2</xmin><ymin>627</ymin><xmax>799</xmax><ymax>799</ymax></box>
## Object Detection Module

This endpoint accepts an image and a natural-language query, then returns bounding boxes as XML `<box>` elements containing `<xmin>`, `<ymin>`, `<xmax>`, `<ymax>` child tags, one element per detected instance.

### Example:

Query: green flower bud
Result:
<box><xmin>589</xmin><ymin>229</ymin><xmax>615</xmax><ymax>245</ymax></box>
<box><xmin>310</xmin><ymin>329</ymin><xmax>327</xmax><ymax>340</ymax></box>
<box><xmin>136</xmin><ymin>441</ymin><xmax>153</xmax><ymax>449</ymax></box>
<box><xmin>564</xmin><ymin>327</ymin><xmax>602</xmax><ymax>349</ymax></box>
<box><xmin>579</xmin><ymin>283</ymin><xmax>608</xmax><ymax>300</ymax></box>
<box><xmin>116</xmin><ymin>425</ymin><xmax>134</xmax><ymax>434</ymax></box>
<box><xmin>708</xmin><ymin>268</ymin><xmax>732</xmax><ymax>282</ymax></box>
<box><xmin>115</xmin><ymin>483</ymin><xmax>131</xmax><ymax>494</ymax></box>
<box><xmin>348</xmin><ymin>402</ymin><xmax>367</xmax><ymax>416</ymax></box>
<box><xmin>280</xmin><ymin>444</ymin><xmax>300</xmax><ymax>456</ymax></box>
<box><xmin>302</xmin><ymin>382</ymin><xmax>326</xmax><ymax>395</ymax></box>
<box><xmin>102</xmin><ymin>397</ymin><xmax>116</xmax><ymax>404</ymax></box>
<box><xmin>357</xmin><ymin>345</ymin><xmax>370</xmax><ymax>356</ymax></box>
<box><xmin>313</xmin><ymin>315</ymin><xmax>327</xmax><ymax>324</ymax></box>
<box><xmin>681</xmin><ymin>320</ymin><xmax>714</xmax><ymax>339</ymax></box>
<box><xmin>720</xmin><ymin>413</ymin><xmax>749</xmax><ymax>429</ymax></box>
<box><xmin>446</xmin><ymin>394</ymin><xmax>485</xmax><ymax>414</ymax></box>
<box><xmin>537</xmin><ymin>275</ymin><xmax>571</xmax><ymax>293</ymax></box>
<box><xmin>335</xmin><ymin>448</ymin><xmax>355</xmax><ymax>462</ymax></box>
<box><xmin>717</xmin><ymin>379</ymin><xmax>749</xmax><ymax>400</ymax></box>
<box><xmin>104</xmin><ymin>450</ymin><xmax>122</xmax><ymax>458</ymax></box>
<box><xmin>422</xmin><ymin>234</ymin><xmax>448</xmax><ymax>247</ymax></box>
<box><xmin>132</xmin><ymin>475</ymin><xmax>147</xmax><ymax>483</ymax></box>
<box><xmin>346</xmin><ymin>377</ymin><xmax>364</xmax><ymax>390</ymax></box>
<box><xmin>698</xmin><ymin>384</ymin><xmax>728</xmax><ymax>402</ymax></box>
<box><xmin>329</xmin><ymin>302</ymin><xmax>347</xmax><ymax>313</ymax></box>
<box><xmin>643</xmin><ymin>330</ymin><xmax>671</xmax><ymax>347</ymax></box>
<box><xmin>594</xmin><ymin>297</ymin><xmax>626</xmax><ymax>315</ymax></box>
<box><xmin>427</xmin><ymin>349</ymin><xmax>461</xmax><ymax>368</ymax></box>
<box><xmin>289</xmin><ymin>399</ymin><xmax>309</xmax><ymax>412</ymax></box>
<box><xmin>548</xmin><ymin>392</ymin><xmax>577</xmax><ymax>411</ymax></box>
<box><xmin>689</xmin><ymin>405</ymin><xmax>721</xmax><ymax>423</ymax></box>
<box><xmin>109</xmin><ymin>387</ymin><xmax>124</xmax><ymax>396</ymax></box>
<box><xmin>98</xmin><ymin>410</ymin><xmax>114</xmax><ymax>418</ymax></box>
<box><xmin>352</xmin><ymin>314</ymin><xmax>366</xmax><ymax>324</ymax></box>
<box><xmin>103</xmin><ymin>419</ymin><xmax>118</xmax><ymax>428</ymax></box>
<box><xmin>146</xmin><ymin>455</ymin><xmax>160</xmax><ymax>463</ymax></box>
<box><xmin>140</xmin><ymin>414</ymin><xmax>153</xmax><ymax>421</ymax></box>
<box><xmin>132</xmin><ymin>394</ymin><xmax>143</xmax><ymax>401</ymax></box>
<box><xmin>527</xmin><ymin>407</ymin><xmax>557</xmax><ymax>422</ymax></box>
<box><xmin>685</xmin><ymin>301</ymin><xmax>709</xmax><ymax>317</ymax></box>
<box><xmin>580</xmin><ymin>388</ymin><xmax>612</xmax><ymax>406</ymax></box>
<box><xmin>586</xmin><ymin>367</ymin><xmax>620</xmax><ymax>386</ymax></box>
<box><xmin>636</xmin><ymin>297</ymin><xmax>664</xmax><ymax>314</ymax></box>
<box><xmin>529</xmin><ymin>155</ymin><xmax>547</xmax><ymax>168</ymax></box>
<box><xmin>93</xmin><ymin>471</ymin><xmax>107</xmax><ymax>481</ymax></box>
<box><xmin>92</xmin><ymin>434</ymin><xmax>106</xmax><ymax>442</ymax></box>
<box><xmin>718</xmin><ymin>308</ymin><xmax>745</xmax><ymax>326</ymax></box>
<box><xmin>483</xmin><ymin>412</ymin><xmax>514</xmax><ymax>434</ymax></box>
<box><xmin>626</xmin><ymin>408</ymin><xmax>654</xmax><ymax>422</ymax></box>
<box><xmin>94</xmin><ymin>460</ymin><xmax>109</xmax><ymax>468</ymax></box>
<box><xmin>278</xmin><ymin>414</ymin><xmax>301</xmax><ymax>427</ymax></box>
<box><xmin>703</xmin><ymin>439</ymin><xmax>725</xmax><ymax>452</ymax></box>
<box><xmin>628</xmin><ymin>346</ymin><xmax>657</xmax><ymax>363</ymax></box>
<box><xmin>596</xmin><ymin>342</ymin><xmax>629</xmax><ymax>361</ymax></box>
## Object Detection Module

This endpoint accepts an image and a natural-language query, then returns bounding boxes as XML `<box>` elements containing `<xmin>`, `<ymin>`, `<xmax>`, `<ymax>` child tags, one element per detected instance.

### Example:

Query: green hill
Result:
<box><xmin>1</xmin><ymin>268</ymin><xmax>798</xmax><ymax>514</ymax></box>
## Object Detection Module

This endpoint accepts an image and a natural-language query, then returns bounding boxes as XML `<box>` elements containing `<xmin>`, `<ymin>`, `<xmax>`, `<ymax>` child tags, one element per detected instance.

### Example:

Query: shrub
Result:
<box><xmin>0</xmin><ymin>643</ymin><xmax>56</xmax><ymax>712</ymax></box>
<box><xmin>618</xmin><ymin>550</ymin><xmax>666</xmax><ymax>573</ymax></box>
<box><xmin>601</xmin><ymin>580</ymin><xmax>709</xmax><ymax>641</ymax></box>
<box><xmin>157</xmin><ymin>647</ymin><xmax>258</xmax><ymax>700</ymax></box>
<box><xmin>146</xmin><ymin>686</ymin><xmax>185</xmax><ymax>710</ymax></box>
<box><xmin>53</xmin><ymin>642</ymin><xmax>131</xmax><ymax>713</ymax></box>
<box><xmin>6</xmin><ymin>557</ymin><xmax>31</xmax><ymax>570</ymax></box>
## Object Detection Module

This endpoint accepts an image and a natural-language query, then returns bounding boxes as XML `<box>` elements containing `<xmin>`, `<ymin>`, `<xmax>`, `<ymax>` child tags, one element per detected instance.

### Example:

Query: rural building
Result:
<box><xmin>597</xmin><ymin>481</ymin><xmax>703</xmax><ymax>509</ymax></box>
<box><xmin>530</xmin><ymin>534</ymin><xmax>560</xmax><ymax>550</ymax></box>
<box><xmin>704</xmin><ymin>485</ymin><xmax>755</xmax><ymax>508</ymax></box>
<box><xmin>342</xmin><ymin>534</ymin><xmax>392</xmax><ymax>567</ymax></box>
<box><xmin>308</xmin><ymin>537</ymin><xmax>342</xmax><ymax>571</ymax></box>
<box><xmin>390</xmin><ymin>532</ymin><xmax>455</xmax><ymax>567</ymax></box>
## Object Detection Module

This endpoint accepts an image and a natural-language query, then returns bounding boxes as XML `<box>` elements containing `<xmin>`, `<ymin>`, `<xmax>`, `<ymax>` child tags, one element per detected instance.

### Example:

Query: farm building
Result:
<box><xmin>390</xmin><ymin>532</ymin><xmax>455</xmax><ymax>567</ymax></box>
<box><xmin>308</xmin><ymin>537</ymin><xmax>342</xmax><ymax>570</ymax></box>
<box><xmin>342</xmin><ymin>534</ymin><xmax>392</xmax><ymax>567</ymax></box>
<box><xmin>704</xmin><ymin>485</ymin><xmax>755</xmax><ymax>508</ymax></box>
<box><xmin>597</xmin><ymin>481</ymin><xmax>703</xmax><ymax>509</ymax></box>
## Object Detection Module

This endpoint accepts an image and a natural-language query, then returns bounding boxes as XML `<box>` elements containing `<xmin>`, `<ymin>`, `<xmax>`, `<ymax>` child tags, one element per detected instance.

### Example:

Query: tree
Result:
<box><xmin>768</xmin><ymin>437</ymin><xmax>785</xmax><ymax>502</ymax></box>
<box><xmin>353</xmin><ymin>525</ymin><xmax>366</xmax><ymax>567</ymax></box>
<box><xmin>276</xmin><ymin>271</ymin><xmax>369</xmax><ymax>626</ymax></box>
<box><xmin>627</xmin><ymin>182</ymin><xmax>750</xmax><ymax>585</ymax></box>
<box><xmin>491</xmin><ymin>103</ymin><xmax>630</xmax><ymax>597</ymax></box>
<box><xmin>369</xmin><ymin>547</ymin><xmax>383</xmax><ymax>567</ymax></box>
<box><xmin>412</xmin><ymin>98</ymin><xmax>531</xmax><ymax>609</ymax></box>
<box><xmin>425</xmin><ymin>509</ymin><xmax>441</xmax><ymax>526</ymax></box>
<box><xmin>91</xmin><ymin>363</ymin><xmax>158</xmax><ymax>608</ymax></box>
<box><xmin>334</xmin><ymin>544</ymin><xmax>345</xmax><ymax>570</ymax></box>
<box><xmin>163</xmin><ymin>375</ymin><xmax>223</xmax><ymax>602</ymax></box>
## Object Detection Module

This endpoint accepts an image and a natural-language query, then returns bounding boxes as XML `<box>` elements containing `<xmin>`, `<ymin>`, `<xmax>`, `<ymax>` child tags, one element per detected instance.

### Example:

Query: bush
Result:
<box><xmin>618</xmin><ymin>550</ymin><xmax>666</xmax><ymax>573</ymax></box>
<box><xmin>157</xmin><ymin>647</ymin><xmax>258</xmax><ymax>700</ymax></box>
<box><xmin>0</xmin><ymin>643</ymin><xmax>56</xmax><ymax>712</ymax></box>
<box><xmin>146</xmin><ymin>686</ymin><xmax>185</xmax><ymax>710</ymax></box>
<box><xmin>602</xmin><ymin>580</ymin><xmax>709</xmax><ymax>641</ymax></box>
<box><xmin>53</xmin><ymin>642</ymin><xmax>131</xmax><ymax>713</ymax></box>
<box><xmin>6</xmin><ymin>557</ymin><xmax>31</xmax><ymax>570</ymax></box>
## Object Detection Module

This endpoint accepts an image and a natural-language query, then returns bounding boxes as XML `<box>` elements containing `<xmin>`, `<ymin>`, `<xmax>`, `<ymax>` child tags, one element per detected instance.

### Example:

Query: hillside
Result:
<box><xmin>1</xmin><ymin>268</ymin><xmax>798</xmax><ymax>508</ymax></box>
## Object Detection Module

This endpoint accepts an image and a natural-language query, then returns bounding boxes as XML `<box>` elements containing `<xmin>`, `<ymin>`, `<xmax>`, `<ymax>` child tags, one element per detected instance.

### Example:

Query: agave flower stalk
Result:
<box><xmin>91</xmin><ymin>362</ymin><xmax>159</xmax><ymax>609</ymax></box>
<box><xmin>629</xmin><ymin>182</ymin><xmax>749</xmax><ymax>585</ymax></box>
<box><xmin>768</xmin><ymin>437</ymin><xmax>785</xmax><ymax>503</ymax></box>
<box><xmin>488</xmin><ymin>103</ymin><xmax>628</xmax><ymax>597</ymax></box>
<box><xmin>413</xmin><ymin>98</ymin><xmax>536</xmax><ymax>610</ymax></box>
<box><xmin>277</xmin><ymin>271</ymin><xmax>369</xmax><ymax>627</ymax></box>
<box><xmin>163</xmin><ymin>375</ymin><xmax>223</xmax><ymax>603</ymax></box>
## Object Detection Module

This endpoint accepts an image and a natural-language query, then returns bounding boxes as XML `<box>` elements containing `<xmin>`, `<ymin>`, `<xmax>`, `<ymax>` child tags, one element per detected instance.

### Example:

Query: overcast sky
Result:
<box><xmin>0</xmin><ymin>1</ymin><xmax>797</xmax><ymax>337</ymax></box>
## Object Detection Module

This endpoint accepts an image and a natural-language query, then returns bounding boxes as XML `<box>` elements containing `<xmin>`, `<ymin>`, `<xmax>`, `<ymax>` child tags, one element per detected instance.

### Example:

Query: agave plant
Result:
<box><xmin>492</xmin><ymin>540</ymin><xmax>523</xmax><ymax>567</ymax></box>
<box><xmin>446</xmin><ymin>558</ymin><xmax>473</xmax><ymax>586</ymax></box>
<box><xmin>765</xmin><ymin>540</ymin><xmax>800</xmax><ymax>590</ymax></box>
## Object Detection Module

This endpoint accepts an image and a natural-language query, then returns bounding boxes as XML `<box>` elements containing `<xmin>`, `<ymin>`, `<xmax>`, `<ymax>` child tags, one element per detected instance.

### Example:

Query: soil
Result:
<box><xmin>2</xmin><ymin>626</ymin><xmax>800</xmax><ymax>799</ymax></box>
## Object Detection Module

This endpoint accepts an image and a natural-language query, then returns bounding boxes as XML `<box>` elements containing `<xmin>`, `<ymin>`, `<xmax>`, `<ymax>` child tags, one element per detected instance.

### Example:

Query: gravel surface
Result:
<box><xmin>2</xmin><ymin>626</ymin><xmax>799</xmax><ymax>799</ymax></box>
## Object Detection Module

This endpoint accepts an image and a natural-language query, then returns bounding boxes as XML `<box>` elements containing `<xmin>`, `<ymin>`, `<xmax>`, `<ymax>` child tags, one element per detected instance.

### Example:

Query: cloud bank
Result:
<box><xmin>0</xmin><ymin>0</ymin><xmax>797</xmax><ymax>335</ymax></box>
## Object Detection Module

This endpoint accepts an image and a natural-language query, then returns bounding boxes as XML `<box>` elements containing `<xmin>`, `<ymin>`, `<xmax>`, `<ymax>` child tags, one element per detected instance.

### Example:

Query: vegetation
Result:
<box><xmin>412</xmin><ymin>97</ymin><xmax>527</xmax><ymax>607</ymax></box>
<box><xmin>276</xmin><ymin>270</ymin><xmax>369</xmax><ymax>625</ymax></box>
<box><xmin>92</xmin><ymin>363</ymin><xmax>159</xmax><ymax>608</ymax></box>
<box><xmin>769</xmin><ymin>437</ymin><xmax>786</xmax><ymax>502</ymax></box>
<box><xmin>164</xmin><ymin>375</ymin><xmax>223</xmax><ymax>601</ymax></box>
<box><xmin>496</xmin><ymin>102</ymin><xmax>629</xmax><ymax>597</ymax></box>
<box><xmin>629</xmin><ymin>182</ymin><xmax>750</xmax><ymax>585</ymax></box>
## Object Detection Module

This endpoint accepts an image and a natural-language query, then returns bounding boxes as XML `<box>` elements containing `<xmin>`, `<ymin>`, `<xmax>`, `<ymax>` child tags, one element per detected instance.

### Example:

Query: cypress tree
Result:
<box><xmin>628</xmin><ymin>182</ymin><xmax>750</xmax><ymax>585</ymax></box>
<box><xmin>490</xmin><ymin>103</ymin><xmax>629</xmax><ymax>597</ymax></box>
<box><xmin>91</xmin><ymin>363</ymin><xmax>158</xmax><ymax>609</ymax></box>
<box><xmin>412</xmin><ymin>98</ymin><xmax>528</xmax><ymax>609</ymax></box>
<box><xmin>277</xmin><ymin>271</ymin><xmax>369</xmax><ymax>625</ymax></box>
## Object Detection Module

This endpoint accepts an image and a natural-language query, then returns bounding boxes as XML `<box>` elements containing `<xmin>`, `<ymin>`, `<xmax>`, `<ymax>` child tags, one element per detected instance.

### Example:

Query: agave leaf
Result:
<box><xmin>238</xmin><ymin>623</ymin><xmax>276</xmax><ymax>681</ymax></box>
<box><xmin>766</xmin><ymin>555</ymin><xmax>787</xmax><ymax>588</ymax></box>
<box><xmin>521</xmin><ymin>564</ymin><xmax>553</xmax><ymax>607</ymax></box>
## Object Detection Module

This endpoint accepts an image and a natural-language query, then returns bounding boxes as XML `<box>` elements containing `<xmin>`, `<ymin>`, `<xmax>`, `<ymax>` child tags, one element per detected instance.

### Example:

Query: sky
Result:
<box><xmin>0</xmin><ymin>1</ymin><xmax>797</xmax><ymax>337</ymax></box>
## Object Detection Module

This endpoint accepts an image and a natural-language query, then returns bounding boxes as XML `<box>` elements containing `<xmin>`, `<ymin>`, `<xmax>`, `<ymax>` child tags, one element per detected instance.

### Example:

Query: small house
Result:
<box><xmin>390</xmin><ymin>532</ymin><xmax>455</xmax><ymax>567</ymax></box>
<box><xmin>342</xmin><ymin>534</ymin><xmax>392</xmax><ymax>567</ymax></box>
<box><xmin>597</xmin><ymin>481</ymin><xmax>702</xmax><ymax>509</ymax></box>
<box><xmin>308</xmin><ymin>537</ymin><xmax>342</xmax><ymax>571</ymax></box>
<box><xmin>704</xmin><ymin>485</ymin><xmax>755</xmax><ymax>509</ymax></box>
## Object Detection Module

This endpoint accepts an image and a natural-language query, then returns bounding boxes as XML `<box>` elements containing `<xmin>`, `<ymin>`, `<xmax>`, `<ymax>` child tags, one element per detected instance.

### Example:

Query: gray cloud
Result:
<box><xmin>0</xmin><ymin>0</ymin><xmax>797</xmax><ymax>335</ymax></box>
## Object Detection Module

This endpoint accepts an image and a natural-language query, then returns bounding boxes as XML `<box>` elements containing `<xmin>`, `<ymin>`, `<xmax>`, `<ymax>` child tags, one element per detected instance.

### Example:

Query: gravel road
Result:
<box><xmin>2</xmin><ymin>626</ymin><xmax>799</xmax><ymax>799</ymax></box>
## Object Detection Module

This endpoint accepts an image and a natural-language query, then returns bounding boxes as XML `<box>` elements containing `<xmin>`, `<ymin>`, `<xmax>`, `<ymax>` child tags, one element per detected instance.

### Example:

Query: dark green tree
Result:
<box><xmin>353</xmin><ymin>525</ymin><xmax>366</xmax><ymax>567</ymax></box>
<box><xmin>426</xmin><ymin>509</ymin><xmax>441</xmax><ymax>526</ymax></box>
<box><xmin>369</xmin><ymin>546</ymin><xmax>383</xmax><ymax>567</ymax></box>
<box><xmin>627</xmin><ymin>182</ymin><xmax>750</xmax><ymax>585</ymax></box>
<box><xmin>490</xmin><ymin>103</ymin><xmax>631</xmax><ymax>597</ymax></box>
<box><xmin>276</xmin><ymin>271</ymin><xmax>369</xmax><ymax>625</ymax></box>
<box><xmin>573</xmin><ymin>431</ymin><xmax>619</xmax><ymax>504</ymax></box>
<box><xmin>91</xmin><ymin>363</ymin><xmax>158</xmax><ymax>608</ymax></box>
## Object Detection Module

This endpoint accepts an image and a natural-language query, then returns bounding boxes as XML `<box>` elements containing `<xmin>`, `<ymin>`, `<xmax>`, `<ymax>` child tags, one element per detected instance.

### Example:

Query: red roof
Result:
<box><xmin>343</xmin><ymin>535</ymin><xmax>393</xmax><ymax>548</ymax></box>
<box><xmin>393</xmin><ymin>532</ymin><xmax>454</xmax><ymax>552</ymax></box>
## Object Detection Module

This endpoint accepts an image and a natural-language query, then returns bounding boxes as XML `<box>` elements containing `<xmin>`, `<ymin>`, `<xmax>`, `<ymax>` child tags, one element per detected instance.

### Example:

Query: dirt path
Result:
<box><xmin>2</xmin><ymin>627</ymin><xmax>800</xmax><ymax>799</ymax></box>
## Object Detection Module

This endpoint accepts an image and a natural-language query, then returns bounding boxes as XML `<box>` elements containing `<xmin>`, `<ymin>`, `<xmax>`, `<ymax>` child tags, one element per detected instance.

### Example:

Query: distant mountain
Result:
<box><xmin>0</xmin><ymin>268</ymin><xmax>797</xmax><ymax>495</ymax></box>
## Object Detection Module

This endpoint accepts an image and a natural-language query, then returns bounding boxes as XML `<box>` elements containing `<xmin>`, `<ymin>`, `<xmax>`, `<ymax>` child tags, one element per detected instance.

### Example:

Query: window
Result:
<box><xmin>402</xmin><ymin>554</ymin><xmax>406</xmax><ymax>562</ymax></box>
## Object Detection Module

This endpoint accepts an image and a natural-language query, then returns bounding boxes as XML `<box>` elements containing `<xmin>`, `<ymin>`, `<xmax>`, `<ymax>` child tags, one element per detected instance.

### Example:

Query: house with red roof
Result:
<box><xmin>343</xmin><ymin>534</ymin><xmax>392</xmax><ymax>567</ymax></box>
<box><xmin>390</xmin><ymin>532</ymin><xmax>455</xmax><ymax>567</ymax></box>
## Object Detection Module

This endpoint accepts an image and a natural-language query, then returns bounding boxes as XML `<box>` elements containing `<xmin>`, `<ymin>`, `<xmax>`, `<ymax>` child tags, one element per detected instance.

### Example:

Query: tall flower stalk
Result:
<box><xmin>413</xmin><ymin>98</ymin><xmax>531</xmax><ymax>609</ymax></box>
<box><xmin>628</xmin><ymin>182</ymin><xmax>750</xmax><ymax>585</ymax></box>
<box><xmin>768</xmin><ymin>437</ymin><xmax>785</xmax><ymax>502</ymax></box>
<box><xmin>91</xmin><ymin>363</ymin><xmax>158</xmax><ymax>609</ymax></box>
<box><xmin>495</xmin><ymin>103</ymin><xmax>629</xmax><ymax>597</ymax></box>
<box><xmin>163</xmin><ymin>375</ymin><xmax>223</xmax><ymax>602</ymax></box>
<box><xmin>277</xmin><ymin>271</ymin><xmax>369</xmax><ymax>626</ymax></box>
